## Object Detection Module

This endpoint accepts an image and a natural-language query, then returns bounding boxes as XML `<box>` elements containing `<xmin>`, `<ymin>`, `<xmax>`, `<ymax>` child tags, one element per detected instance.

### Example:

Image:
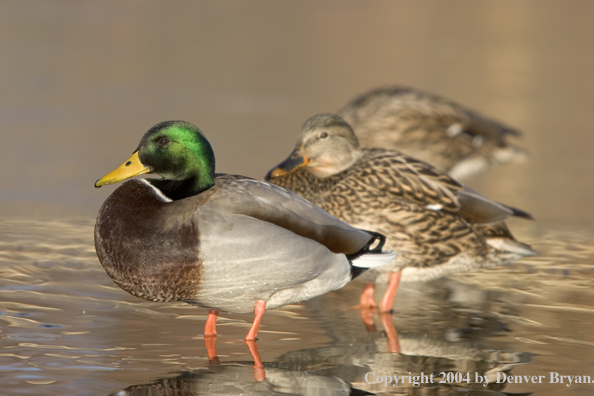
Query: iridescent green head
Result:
<box><xmin>136</xmin><ymin>121</ymin><xmax>215</xmax><ymax>182</ymax></box>
<box><xmin>95</xmin><ymin>121</ymin><xmax>216</xmax><ymax>199</ymax></box>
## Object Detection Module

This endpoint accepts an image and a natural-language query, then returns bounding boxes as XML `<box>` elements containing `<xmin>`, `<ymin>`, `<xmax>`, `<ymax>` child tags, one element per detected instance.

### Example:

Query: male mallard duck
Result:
<box><xmin>265</xmin><ymin>114</ymin><xmax>535</xmax><ymax>314</ymax></box>
<box><xmin>94</xmin><ymin>120</ymin><xmax>396</xmax><ymax>343</ymax></box>
<box><xmin>338</xmin><ymin>86</ymin><xmax>527</xmax><ymax>180</ymax></box>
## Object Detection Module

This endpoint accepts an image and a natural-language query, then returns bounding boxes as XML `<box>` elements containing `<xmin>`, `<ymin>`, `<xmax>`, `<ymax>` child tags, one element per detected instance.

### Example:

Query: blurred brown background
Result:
<box><xmin>1</xmin><ymin>0</ymin><xmax>592</xmax><ymax>225</ymax></box>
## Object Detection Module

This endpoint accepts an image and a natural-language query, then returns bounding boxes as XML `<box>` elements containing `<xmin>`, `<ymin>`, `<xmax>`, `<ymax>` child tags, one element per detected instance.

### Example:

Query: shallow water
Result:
<box><xmin>1</xmin><ymin>206</ymin><xmax>593</xmax><ymax>395</ymax></box>
<box><xmin>1</xmin><ymin>1</ymin><xmax>594</xmax><ymax>395</ymax></box>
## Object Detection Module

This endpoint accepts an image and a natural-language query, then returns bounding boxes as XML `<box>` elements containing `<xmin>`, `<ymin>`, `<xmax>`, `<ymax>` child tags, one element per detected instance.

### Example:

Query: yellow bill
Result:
<box><xmin>95</xmin><ymin>151</ymin><xmax>151</xmax><ymax>188</ymax></box>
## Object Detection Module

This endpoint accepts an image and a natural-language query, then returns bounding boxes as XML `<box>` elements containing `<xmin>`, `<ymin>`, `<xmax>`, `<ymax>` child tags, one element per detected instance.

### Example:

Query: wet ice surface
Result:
<box><xmin>1</xmin><ymin>205</ymin><xmax>593</xmax><ymax>395</ymax></box>
<box><xmin>1</xmin><ymin>1</ymin><xmax>593</xmax><ymax>394</ymax></box>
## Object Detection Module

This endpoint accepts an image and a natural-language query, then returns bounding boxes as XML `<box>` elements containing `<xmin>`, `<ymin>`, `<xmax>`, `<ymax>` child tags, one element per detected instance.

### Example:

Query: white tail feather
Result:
<box><xmin>352</xmin><ymin>250</ymin><xmax>397</xmax><ymax>268</ymax></box>
<box><xmin>486</xmin><ymin>238</ymin><xmax>537</xmax><ymax>256</ymax></box>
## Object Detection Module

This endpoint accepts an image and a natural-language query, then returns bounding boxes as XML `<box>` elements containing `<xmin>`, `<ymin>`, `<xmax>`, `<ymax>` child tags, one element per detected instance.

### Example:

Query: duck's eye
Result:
<box><xmin>158</xmin><ymin>137</ymin><xmax>170</xmax><ymax>146</ymax></box>
<box><xmin>320</xmin><ymin>132</ymin><xmax>328</xmax><ymax>139</ymax></box>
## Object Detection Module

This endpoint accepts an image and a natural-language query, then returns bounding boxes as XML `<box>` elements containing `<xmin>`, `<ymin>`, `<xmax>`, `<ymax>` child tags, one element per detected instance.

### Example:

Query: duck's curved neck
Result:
<box><xmin>147</xmin><ymin>175</ymin><xmax>214</xmax><ymax>200</ymax></box>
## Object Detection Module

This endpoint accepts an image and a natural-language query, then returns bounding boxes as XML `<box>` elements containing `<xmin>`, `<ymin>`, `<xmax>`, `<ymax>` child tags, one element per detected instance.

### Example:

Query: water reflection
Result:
<box><xmin>1</xmin><ymin>1</ymin><xmax>594</xmax><ymax>394</ymax></box>
<box><xmin>274</xmin><ymin>332</ymin><xmax>533</xmax><ymax>395</ymax></box>
<box><xmin>110</xmin><ymin>329</ymin><xmax>533</xmax><ymax>396</ymax></box>
<box><xmin>111</xmin><ymin>362</ymin><xmax>366</xmax><ymax>396</ymax></box>
<box><xmin>0</xmin><ymin>209</ymin><xmax>592</xmax><ymax>395</ymax></box>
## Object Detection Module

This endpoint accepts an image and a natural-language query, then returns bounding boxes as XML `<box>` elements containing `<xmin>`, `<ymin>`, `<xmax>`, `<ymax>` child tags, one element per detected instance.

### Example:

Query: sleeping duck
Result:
<box><xmin>94</xmin><ymin>120</ymin><xmax>396</xmax><ymax>342</ymax></box>
<box><xmin>265</xmin><ymin>114</ymin><xmax>535</xmax><ymax>315</ymax></box>
<box><xmin>338</xmin><ymin>86</ymin><xmax>528</xmax><ymax>180</ymax></box>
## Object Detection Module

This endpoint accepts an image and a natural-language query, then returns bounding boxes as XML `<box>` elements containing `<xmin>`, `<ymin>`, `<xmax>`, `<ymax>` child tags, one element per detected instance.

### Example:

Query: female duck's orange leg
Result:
<box><xmin>380</xmin><ymin>312</ymin><xmax>401</xmax><ymax>353</ymax></box>
<box><xmin>245</xmin><ymin>300</ymin><xmax>266</xmax><ymax>341</ymax></box>
<box><xmin>357</xmin><ymin>283</ymin><xmax>377</xmax><ymax>309</ymax></box>
<box><xmin>358</xmin><ymin>308</ymin><xmax>376</xmax><ymax>331</ymax></box>
<box><xmin>379</xmin><ymin>271</ymin><xmax>401</xmax><ymax>313</ymax></box>
<box><xmin>355</xmin><ymin>283</ymin><xmax>377</xmax><ymax>330</ymax></box>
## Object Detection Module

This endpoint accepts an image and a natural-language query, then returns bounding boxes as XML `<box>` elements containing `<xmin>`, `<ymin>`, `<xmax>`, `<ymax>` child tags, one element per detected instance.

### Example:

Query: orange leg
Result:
<box><xmin>245</xmin><ymin>338</ymin><xmax>265</xmax><ymax>381</ymax></box>
<box><xmin>358</xmin><ymin>307</ymin><xmax>376</xmax><ymax>332</ymax></box>
<box><xmin>204</xmin><ymin>309</ymin><xmax>219</xmax><ymax>337</ymax></box>
<box><xmin>204</xmin><ymin>310</ymin><xmax>219</xmax><ymax>363</ymax></box>
<box><xmin>245</xmin><ymin>300</ymin><xmax>266</xmax><ymax>341</ymax></box>
<box><xmin>357</xmin><ymin>283</ymin><xmax>377</xmax><ymax>309</ymax></box>
<box><xmin>379</xmin><ymin>271</ymin><xmax>401</xmax><ymax>313</ymax></box>
<box><xmin>380</xmin><ymin>312</ymin><xmax>401</xmax><ymax>353</ymax></box>
<box><xmin>204</xmin><ymin>335</ymin><xmax>219</xmax><ymax>362</ymax></box>
<box><xmin>355</xmin><ymin>283</ymin><xmax>378</xmax><ymax>330</ymax></box>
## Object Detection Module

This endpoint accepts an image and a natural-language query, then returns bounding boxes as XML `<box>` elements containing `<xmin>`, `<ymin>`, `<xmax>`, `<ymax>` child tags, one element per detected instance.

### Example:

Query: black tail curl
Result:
<box><xmin>348</xmin><ymin>230</ymin><xmax>388</xmax><ymax>279</ymax></box>
<box><xmin>362</xmin><ymin>231</ymin><xmax>387</xmax><ymax>253</ymax></box>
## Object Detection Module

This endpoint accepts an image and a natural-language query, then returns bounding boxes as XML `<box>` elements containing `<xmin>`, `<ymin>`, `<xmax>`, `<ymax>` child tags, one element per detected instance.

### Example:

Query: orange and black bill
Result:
<box><xmin>265</xmin><ymin>149</ymin><xmax>310</xmax><ymax>179</ymax></box>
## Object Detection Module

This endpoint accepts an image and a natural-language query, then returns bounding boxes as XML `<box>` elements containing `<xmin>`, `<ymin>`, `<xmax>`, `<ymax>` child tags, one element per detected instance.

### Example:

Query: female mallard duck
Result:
<box><xmin>265</xmin><ymin>114</ymin><xmax>535</xmax><ymax>314</ymax></box>
<box><xmin>94</xmin><ymin>120</ymin><xmax>396</xmax><ymax>343</ymax></box>
<box><xmin>338</xmin><ymin>86</ymin><xmax>527</xmax><ymax>180</ymax></box>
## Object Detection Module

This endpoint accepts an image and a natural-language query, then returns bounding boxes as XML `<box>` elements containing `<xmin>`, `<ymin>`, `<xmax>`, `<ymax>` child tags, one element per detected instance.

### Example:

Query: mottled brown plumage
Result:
<box><xmin>266</xmin><ymin>114</ymin><xmax>535</xmax><ymax>311</ymax></box>
<box><xmin>338</xmin><ymin>86</ymin><xmax>527</xmax><ymax>180</ymax></box>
